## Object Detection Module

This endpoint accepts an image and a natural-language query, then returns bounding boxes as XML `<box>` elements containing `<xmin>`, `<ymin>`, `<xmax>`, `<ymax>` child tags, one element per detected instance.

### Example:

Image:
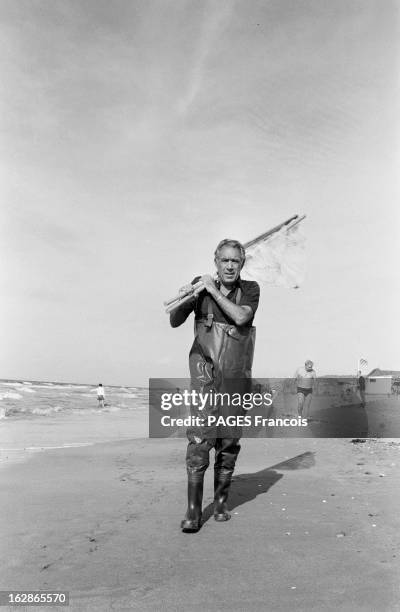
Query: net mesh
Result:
<box><xmin>242</xmin><ymin>223</ymin><xmax>306</xmax><ymax>288</ymax></box>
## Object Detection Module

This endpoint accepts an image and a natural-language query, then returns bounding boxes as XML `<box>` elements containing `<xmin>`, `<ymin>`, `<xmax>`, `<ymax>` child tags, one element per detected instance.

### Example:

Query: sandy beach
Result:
<box><xmin>2</xmin><ymin>1</ymin><xmax>399</xmax><ymax>610</ymax></box>
<box><xmin>1</xmin><ymin>428</ymin><xmax>399</xmax><ymax>612</ymax></box>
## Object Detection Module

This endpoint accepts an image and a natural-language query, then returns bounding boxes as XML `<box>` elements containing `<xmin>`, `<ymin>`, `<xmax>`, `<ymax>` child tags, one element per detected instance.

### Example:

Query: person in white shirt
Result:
<box><xmin>96</xmin><ymin>383</ymin><xmax>105</xmax><ymax>408</ymax></box>
<box><xmin>294</xmin><ymin>360</ymin><xmax>316</xmax><ymax>418</ymax></box>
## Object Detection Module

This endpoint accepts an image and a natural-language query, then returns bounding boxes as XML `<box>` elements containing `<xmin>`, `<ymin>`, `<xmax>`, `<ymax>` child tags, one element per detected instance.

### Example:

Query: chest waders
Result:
<box><xmin>181</xmin><ymin>290</ymin><xmax>256</xmax><ymax>532</ymax></box>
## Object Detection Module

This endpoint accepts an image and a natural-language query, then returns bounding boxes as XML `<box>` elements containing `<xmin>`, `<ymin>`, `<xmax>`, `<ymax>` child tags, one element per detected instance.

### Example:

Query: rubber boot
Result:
<box><xmin>181</xmin><ymin>475</ymin><xmax>204</xmax><ymax>533</ymax></box>
<box><xmin>214</xmin><ymin>471</ymin><xmax>232</xmax><ymax>522</ymax></box>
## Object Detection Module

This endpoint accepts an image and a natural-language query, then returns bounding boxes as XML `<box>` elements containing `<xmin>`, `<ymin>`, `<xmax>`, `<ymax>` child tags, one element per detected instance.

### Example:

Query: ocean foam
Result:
<box><xmin>100</xmin><ymin>405</ymin><xmax>120</xmax><ymax>412</ymax></box>
<box><xmin>0</xmin><ymin>392</ymin><xmax>23</xmax><ymax>400</ymax></box>
<box><xmin>31</xmin><ymin>406</ymin><xmax>63</xmax><ymax>416</ymax></box>
<box><xmin>116</xmin><ymin>393</ymin><xmax>137</xmax><ymax>399</ymax></box>
<box><xmin>31</xmin><ymin>384</ymin><xmax>82</xmax><ymax>390</ymax></box>
<box><xmin>25</xmin><ymin>442</ymin><xmax>93</xmax><ymax>451</ymax></box>
<box><xmin>2</xmin><ymin>382</ymin><xmax>23</xmax><ymax>387</ymax></box>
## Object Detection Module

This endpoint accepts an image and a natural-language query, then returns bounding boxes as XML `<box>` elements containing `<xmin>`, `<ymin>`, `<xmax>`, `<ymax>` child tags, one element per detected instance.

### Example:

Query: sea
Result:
<box><xmin>0</xmin><ymin>379</ymin><xmax>148</xmax><ymax>419</ymax></box>
<box><xmin>0</xmin><ymin>379</ymin><xmax>149</xmax><ymax>462</ymax></box>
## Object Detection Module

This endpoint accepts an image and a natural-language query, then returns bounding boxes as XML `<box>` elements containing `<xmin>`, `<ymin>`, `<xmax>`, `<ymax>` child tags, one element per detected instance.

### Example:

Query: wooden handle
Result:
<box><xmin>164</xmin><ymin>279</ymin><xmax>206</xmax><ymax>309</ymax></box>
<box><xmin>165</xmin><ymin>292</ymin><xmax>197</xmax><ymax>314</ymax></box>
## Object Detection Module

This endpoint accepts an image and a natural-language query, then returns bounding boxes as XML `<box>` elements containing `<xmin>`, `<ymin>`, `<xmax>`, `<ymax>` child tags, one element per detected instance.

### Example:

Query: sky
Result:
<box><xmin>1</xmin><ymin>0</ymin><xmax>399</xmax><ymax>386</ymax></box>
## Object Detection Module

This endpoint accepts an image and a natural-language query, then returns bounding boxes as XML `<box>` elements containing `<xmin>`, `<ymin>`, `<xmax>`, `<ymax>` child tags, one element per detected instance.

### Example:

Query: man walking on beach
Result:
<box><xmin>295</xmin><ymin>360</ymin><xmax>316</xmax><ymax>418</ymax></box>
<box><xmin>170</xmin><ymin>239</ymin><xmax>260</xmax><ymax>532</ymax></box>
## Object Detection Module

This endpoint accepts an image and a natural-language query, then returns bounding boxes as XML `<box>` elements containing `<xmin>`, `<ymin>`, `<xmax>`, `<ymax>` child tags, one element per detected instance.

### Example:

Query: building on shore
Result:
<box><xmin>366</xmin><ymin>369</ymin><xmax>400</xmax><ymax>395</ymax></box>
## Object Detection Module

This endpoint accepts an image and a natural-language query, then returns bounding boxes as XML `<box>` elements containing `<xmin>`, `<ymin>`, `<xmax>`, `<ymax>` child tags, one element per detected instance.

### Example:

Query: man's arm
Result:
<box><xmin>312</xmin><ymin>371</ymin><xmax>317</xmax><ymax>391</ymax></box>
<box><xmin>198</xmin><ymin>275</ymin><xmax>257</xmax><ymax>326</ymax></box>
<box><xmin>169</xmin><ymin>279</ymin><xmax>200</xmax><ymax>328</ymax></box>
<box><xmin>214</xmin><ymin>295</ymin><xmax>253</xmax><ymax>326</ymax></box>
<box><xmin>169</xmin><ymin>298</ymin><xmax>196</xmax><ymax>328</ymax></box>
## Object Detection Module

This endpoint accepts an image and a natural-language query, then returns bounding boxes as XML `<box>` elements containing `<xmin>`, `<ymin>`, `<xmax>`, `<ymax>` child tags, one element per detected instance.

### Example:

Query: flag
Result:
<box><xmin>241</xmin><ymin>221</ymin><xmax>306</xmax><ymax>288</ymax></box>
<box><xmin>359</xmin><ymin>358</ymin><xmax>368</xmax><ymax>368</ymax></box>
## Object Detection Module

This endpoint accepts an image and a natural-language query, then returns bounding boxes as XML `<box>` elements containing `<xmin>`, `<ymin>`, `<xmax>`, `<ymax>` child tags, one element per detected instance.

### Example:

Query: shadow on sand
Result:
<box><xmin>202</xmin><ymin>451</ymin><xmax>315</xmax><ymax>525</ymax></box>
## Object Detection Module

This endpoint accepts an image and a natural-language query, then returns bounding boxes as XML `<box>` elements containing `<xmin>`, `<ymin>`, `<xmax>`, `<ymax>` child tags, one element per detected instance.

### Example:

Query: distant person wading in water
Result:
<box><xmin>96</xmin><ymin>383</ymin><xmax>105</xmax><ymax>408</ymax></box>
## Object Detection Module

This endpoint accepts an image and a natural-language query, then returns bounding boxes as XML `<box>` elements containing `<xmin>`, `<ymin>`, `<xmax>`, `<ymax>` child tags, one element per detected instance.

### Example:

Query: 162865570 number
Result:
<box><xmin>0</xmin><ymin>591</ymin><xmax>69</xmax><ymax>606</ymax></box>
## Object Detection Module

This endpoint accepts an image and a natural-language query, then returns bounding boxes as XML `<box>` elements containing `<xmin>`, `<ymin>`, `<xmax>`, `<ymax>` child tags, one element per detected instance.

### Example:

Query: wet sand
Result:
<box><xmin>1</xmin><ymin>433</ymin><xmax>399</xmax><ymax>611</ymax></box>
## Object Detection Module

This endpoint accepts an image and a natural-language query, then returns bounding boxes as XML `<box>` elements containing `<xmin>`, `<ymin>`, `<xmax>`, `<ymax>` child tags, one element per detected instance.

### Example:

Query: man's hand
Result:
<box><xmin>178</xmin><ymin>283</ymin><xmax>195</xmax><ymax>297</ymax></box>
<box><xmin>199</xmin><ymin>274</ymin><xmax>217</xmax><ymax>294</ymax></box>
<box><xmin>178</xmin><ymin>277</ymin><xmax>213</xmax><ymax>299</ymax></box>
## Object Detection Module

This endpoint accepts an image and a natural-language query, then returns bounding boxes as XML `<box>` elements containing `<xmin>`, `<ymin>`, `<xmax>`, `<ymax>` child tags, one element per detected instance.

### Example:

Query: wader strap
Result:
<box><xmin>235</xmin><ymin>287</ymin><xmax>242</xmax><ymax>305</ymax></box>
<box><xmin>205</xmin><ymin>296</ymin><xmax>214</xmax><ymax>328</ymax></box>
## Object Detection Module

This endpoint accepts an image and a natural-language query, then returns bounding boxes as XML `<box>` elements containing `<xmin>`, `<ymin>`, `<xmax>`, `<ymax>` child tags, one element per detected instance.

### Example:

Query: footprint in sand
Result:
<box><xmin>119</xmin><ymin>472</ymin><xmax>135</xmax><ymax>482</ymax></box>
<box><xmin>119</xmin><ymin>472</ymin><xmax>146</xmax><ymax>484</ymax></box>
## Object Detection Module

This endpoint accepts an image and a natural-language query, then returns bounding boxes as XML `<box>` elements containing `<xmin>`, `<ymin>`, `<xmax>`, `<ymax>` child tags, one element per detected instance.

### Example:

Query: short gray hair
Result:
<box><xmin>214</xmin><ymin>239</ymin><xmax>246</xmax><ymax>263</ymax></box>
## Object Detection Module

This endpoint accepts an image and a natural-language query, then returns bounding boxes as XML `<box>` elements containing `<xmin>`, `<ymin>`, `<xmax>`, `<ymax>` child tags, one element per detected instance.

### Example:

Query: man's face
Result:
<box><xmin>305</xmin><ymin>361</ymin><xmax>314</xmax><ymax>371</ymax></box>
<box><xmin>215</xmin><ymin>246</ymin><xmax>243</xmax><ymax>286</ymax></box>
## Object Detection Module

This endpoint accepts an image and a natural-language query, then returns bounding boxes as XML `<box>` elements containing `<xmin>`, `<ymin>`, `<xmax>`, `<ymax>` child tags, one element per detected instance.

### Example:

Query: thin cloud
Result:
<box><xmin>177</xmin><ymin>1</ymin><xmax>234</xmax><ymax>115</ymax></box>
